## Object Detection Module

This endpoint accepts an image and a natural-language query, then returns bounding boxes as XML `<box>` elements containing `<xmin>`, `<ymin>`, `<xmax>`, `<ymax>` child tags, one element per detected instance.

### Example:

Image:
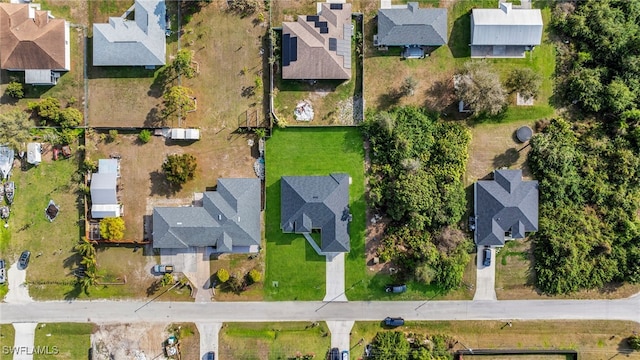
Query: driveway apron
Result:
<box><xmin>324</xmin><ymin>253</ymin><xmax>347</xmax><ymax>302</ymax></box>
<box><xmin>196</xmin><ymin>322</ymin><xmax>222</xmax><ymax>360</ymax></box>
<box><xmin>473</xmin><ymin>247</ymin><xmax>497</xmax><ymax>301</ymax></box>
<box><xmin>12</xmin><ymin>322</ymin><xmax>37</xmax><ymax>360</ymax></box>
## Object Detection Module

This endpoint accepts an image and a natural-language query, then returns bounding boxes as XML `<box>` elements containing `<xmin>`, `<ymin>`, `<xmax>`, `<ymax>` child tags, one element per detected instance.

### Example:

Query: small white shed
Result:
<box><xmin>27</xmin><ymin>143</ymin><xmax>42</xmax><ymax>165</ymax></box>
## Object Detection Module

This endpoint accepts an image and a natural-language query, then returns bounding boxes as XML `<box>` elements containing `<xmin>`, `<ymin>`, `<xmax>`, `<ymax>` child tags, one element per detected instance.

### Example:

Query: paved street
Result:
<box><xmin>1</xmin><ymin>295</ymin><xmax>638</xmax><ymax>324</ymax></box>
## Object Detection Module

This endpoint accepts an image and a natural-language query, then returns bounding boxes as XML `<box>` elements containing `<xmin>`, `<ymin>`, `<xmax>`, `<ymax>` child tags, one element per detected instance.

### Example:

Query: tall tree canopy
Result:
<box><xmin>0</xmin><ymin>108</ymin><xmax>34</xmax><ymax>151</ymax></box>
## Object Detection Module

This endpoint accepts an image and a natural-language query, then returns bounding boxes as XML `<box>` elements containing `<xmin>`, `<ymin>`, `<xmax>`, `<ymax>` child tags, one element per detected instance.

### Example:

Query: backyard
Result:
<box><xmin>218</xmin><ymin>322</ymin><xmax>331</xmax><ymax>360</ymax></box>
<box><xmin>363</xmin><ymin>0</ymin><xmax>555</xmax><ymax>123</ymax></box>
<box><xmin>264</xmin><ymin>128</ymin><xmax>366</xmax><ymax>300</ymax></box>
<box><xmin>350</xmin><ymin>320</ymin><xmax>640</xmax><ymax>360</ymax></box>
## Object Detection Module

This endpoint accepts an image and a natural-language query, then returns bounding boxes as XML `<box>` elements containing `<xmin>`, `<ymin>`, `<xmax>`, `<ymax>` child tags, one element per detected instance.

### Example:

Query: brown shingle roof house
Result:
<box><xmin>0</xmin><ymin>3</ymin><xmax>70</xmax><ymax>85</ymax></box>
<box><xmin>281</xmin><ymin>2</ymin><xmax>352</xmax><ymax>80</ymax></box>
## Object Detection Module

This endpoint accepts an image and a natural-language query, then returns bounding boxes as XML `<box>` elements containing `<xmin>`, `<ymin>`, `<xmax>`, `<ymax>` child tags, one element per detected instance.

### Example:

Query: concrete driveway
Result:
<box><xmin>161</xmin><ymin>247</ymin><xmax>213</xmax><ymax>302</ymax></box>
<box><xmin>327</xmin><ymin>320</ymin><xmax>353</xmax><ymax>354</ymax></box>
<box><xmin>5</xmin><ymin>263</ymin><xmax>33</xmax><ymax>303</ymax></box>
<box><xmin>473</xmin><ymin>247</ymin><xmax>497</xmax><ymax>301</ymax></box>
<box><xmin>324</xmin><ymin>253</ymin><xmax>346</xmax><ymax>302</ymax></box>
<box><xmin>196</xmin><ymin>322</ymin><xmax>221</xmax><ymax>360</ymax></box>
<box><xmin>12</xmin><ymin>322</ymin><xmax>37</xmax><ymax>360</ymax></box>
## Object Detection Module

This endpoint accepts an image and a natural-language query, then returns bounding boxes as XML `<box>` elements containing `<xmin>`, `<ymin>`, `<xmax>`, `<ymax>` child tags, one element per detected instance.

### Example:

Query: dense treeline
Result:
<box><xmin>363</xmin><ymin>107</ymin><xmax>472</xmax><ymax>291</ymax></box>
<box><xmin>528</xmin><ymin>118</ymin><xmax>640</xmax><ymax>294</ymax></box>
<box><xmin>552</xmin><ymin>0</ymin><xmax>640</xmax><ymax>116</ymax></box>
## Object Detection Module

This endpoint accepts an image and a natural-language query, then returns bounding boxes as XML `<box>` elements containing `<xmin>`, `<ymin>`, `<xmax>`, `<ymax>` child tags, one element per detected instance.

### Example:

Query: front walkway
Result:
<box><xmin>473</xmin><ymin>247</ymin><xmax>497</xmax><ymax>301</ymax></box>
<box><xmin>196</xmin><ymin>322</ymin><xmax>222</xmax><ymax>360</ymax></box>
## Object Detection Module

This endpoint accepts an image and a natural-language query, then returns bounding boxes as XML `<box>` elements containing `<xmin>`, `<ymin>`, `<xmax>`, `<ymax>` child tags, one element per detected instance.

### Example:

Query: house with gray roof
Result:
<box><xmin>474</xmin><ymin>169</ymin><xmax>538</xmax><ymax>247</ymax></box>
<box><xmin>153</xmin><ymin>178</ymin><xmax>260</xmax><ymax>253</ymax></box>
<box><xmin>374</xmin><ymin>3</ymin><xmax>447</xmax><ymax>47</ymax></box>
<box><xmin>281</xmin><ymin>1</ymin><xmax>352</xmax><ymax>80</ymax></box>
<box><xmin>470</xmin><ymin>2</ymin><xmax>543</xmax><ymax>58</ymax></box>
<box><xmin>281</xmin><ymin>174</ymin><xmax>351</xmax><ymax>253</ymax></box>
<box><xmin>90</xmin><ymin>159</ymin><xmax>122</xmax><ymax>218</ymax></box>
<box><xmin>93</xmin><ymin>0</ymin><xmax>166</xmax><ymax>66</ymax></box>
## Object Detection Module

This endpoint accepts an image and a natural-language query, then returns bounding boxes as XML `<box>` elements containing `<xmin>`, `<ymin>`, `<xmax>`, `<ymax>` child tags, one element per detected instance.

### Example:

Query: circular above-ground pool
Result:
<box><xmin>516</xmin><ymin>125</ymin><xmax>533</xmax><ymax>143</ymax></box>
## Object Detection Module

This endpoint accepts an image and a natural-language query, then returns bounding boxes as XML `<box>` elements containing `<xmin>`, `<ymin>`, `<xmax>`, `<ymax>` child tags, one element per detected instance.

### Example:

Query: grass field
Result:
<box><xmin>33</xmin><ymin>323</ymin><xmax>92</xmax><ymax>360</ymax></box>
<box><xmin>218</xmin><ymin>322</ymin><xmax>331</xmax><ymax>360</ymax></box>
<box><xmin>350</xmin><ymin>320</ymin><xmax>640</xmax><ymax>360</ymax></box>
<box><xmin>363</xmin><ymin>0</ymin><xmax>555</xmax><ymax>123</ymax></box>
<box><xmin>264</xmin><ymin>128</ymin><xmax>367</xmax><ymax>300</ymax></box>
<box><xmin>0</xmin><ymin>324</ymin><xmax>15</xmax><ymax>360</ymax></box>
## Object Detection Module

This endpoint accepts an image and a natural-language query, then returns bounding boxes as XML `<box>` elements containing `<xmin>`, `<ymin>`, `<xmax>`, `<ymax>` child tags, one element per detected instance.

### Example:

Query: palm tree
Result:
<box><xmin>80</xmin><ymin>255</ymin><xmax>97</xmax><ymax>269</ymax></box>
<box><xmin>74</xmin><ymin>237</ymin><xmax>96</xmax><ymax>258</ymax></box>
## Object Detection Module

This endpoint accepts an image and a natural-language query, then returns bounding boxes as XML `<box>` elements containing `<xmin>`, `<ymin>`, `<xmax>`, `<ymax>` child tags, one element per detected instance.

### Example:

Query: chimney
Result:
<box><xmin>500</xmin><ymin>2</ymin><xmax>512</xmax><ymax>14</ymax></box>
<box><xmin>408</xmin><ymin>2</ymin><xmax>418</xmax><ymax>12</ymax></box>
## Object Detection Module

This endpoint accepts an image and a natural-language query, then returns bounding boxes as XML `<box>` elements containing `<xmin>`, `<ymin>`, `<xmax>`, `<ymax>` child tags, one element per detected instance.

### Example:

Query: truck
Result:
<box><xmin>153</xmin><ymin>264</ymin><xmax>174</xmax><ymax>274</ymax></box>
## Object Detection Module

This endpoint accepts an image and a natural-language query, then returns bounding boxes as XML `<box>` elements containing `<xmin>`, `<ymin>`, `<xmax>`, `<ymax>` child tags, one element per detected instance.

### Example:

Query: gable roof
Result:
<box><xmin>471</xmin><ymin>3</ymin><xmax>542</xmax><ymax>46</ymax></box>
<box><xmin>474</xmin><ymin>169</ymin><xmax>538</xmax><ymax>246</ymax></box>
<box><xmin>152</xmin><ymin>178</ymin><xmax>261</xmax><ymax>251</ymax></box>
<box><xmin>376</xmin><ymin>3</ymin><xmax>447</xmax><ymax>46</ymax></box>
<box><xmin>281</xmin><ymin>174</ymin><xmax>351</xmax><ymax>253</ymax></box>
<box><xmin>92</xmin><ymin>0</ymin><xmax>166</xmax><ymax>66</ymax></box>
<box><xmin>281</xmin><ymin>2</ymin><xmax>352</xmax><ymax>80</ymax></box>
<box><xmin>0</xmin><ymin>3</ymin><xmax>69</xmax><ymax>70</ymax></box>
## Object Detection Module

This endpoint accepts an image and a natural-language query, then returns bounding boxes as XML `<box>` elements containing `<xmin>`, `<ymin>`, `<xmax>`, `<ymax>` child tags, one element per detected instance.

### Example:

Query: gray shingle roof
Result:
<box><xmin>281</xmin><ymin>174</ymin><xmax>351</xmax><ymax>253</ymax></box>
<box><xmin>471</xmin><ymin>3</ymin><xmax>543</xmax><ymax>46</ymax></box>
<box><xmin>474</xmin><ymin>169</ymin><xmax>538</xmax><ymax>246</ymax></box>
<box><xmin>376</xmin><ymin>3</ymin><xmax>447</xmax><ymax>46</ymax></box>
<box><xmin>152</xmin><ymin>178</ymin><xmax>261</xmax><ymax>251</ymax></box>
<box><xmin>92</xmin><ymin>0</ymin><xmax>166</xmax><ymax>66</ymax></box>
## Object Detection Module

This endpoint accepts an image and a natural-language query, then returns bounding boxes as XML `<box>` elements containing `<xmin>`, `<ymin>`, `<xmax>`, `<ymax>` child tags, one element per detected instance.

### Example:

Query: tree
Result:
<box><xmin>161</xmin><ymin>273</ymin><xmax>174</xmax><ymax>287</ymax></box>
<box><xmin>58</xmin><ymin>107</ymin><xmax>83</xmax><ymax>128</ymax></box>
<box><xmin>229</xmin><ymin>0</ymin><xmax>259</xmax><ymax>15</ymax></box>
<box><xmin>372</xmin><ymin>331</ymin><xmax>410</xmax><ymax>360</ymax></box>
<box><xmin>456</xmin><ymin>61</ymin><xmax>506</xmax><ymax>116</ymax></box>
<box><xmin>227</xmin><ymin>275</ymin><xmax>244</xmax><ymax>293</ymax></box>
<box><xmin>173</xmin><ymin>49</ymin><xmax>197</xmax><ymax>79</ymax></box>
<box><xmin>605</xmin><ymin>78</ymin><xmax>635</xmax><ymax>114</ymax></box>
<box><xmin>31</xmin><ymin>97</ymin><xmax>61</xmax><ymax>123</ymax></box>
<box><xmin>5</xmin><ymin>81</ymin><xmax>24</xmax><ymax>98</ymax></box>
<box><xmin>248</xmin><ymin>269</ymin><xmax>261</xmax><ymax>284</ymax></box>
<box><xmin>506</xmin><ymin>68</ymin><xmax>542</xmax><ymax>101</ymax></box>
<box><xmin>400</xmin><ymin>76</ymin><xmax>418</xmax><ymax>97</ymax></box>
<box><xmin>162</xmin><ymin>86</ymin><xmax>196</xmax><ymax>120</ymax></box>
<box><xmin>216</xmin><ymin>268</ymin><xmax>229</xmax><ymax>283</ymax></box>
<box><xmin>99</xmin><ymin>217</ymin><xmax>125</xmax><ymax>241</ymax></box>
<box><xmin>138</xmin><ymin>129</ymin><xmax>152</xmax><ymax>143</ymax></box>
<box><xmin>108</xmin><ymin>129</ymin><xmax>118</xmax><ymax>142</ymax></box>
<box><xmin>0</xmin><ymin>109</ymin><xmax>34</xmax><ymax>151</ymax></box>
<box><xmin>162</xmin><ymin>153</ymin><xmax>198</xmax><ymax>185</ymax></box>
<box><xmin>74</xmin><ymin>237</ymin><xmax>96</xmax><ymax>258</ymax></box>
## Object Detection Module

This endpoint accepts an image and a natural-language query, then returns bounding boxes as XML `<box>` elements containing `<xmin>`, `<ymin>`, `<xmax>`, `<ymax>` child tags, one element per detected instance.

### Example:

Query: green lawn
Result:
<box><xmin>0</xmin><ymin>324</ymin><xmax>15</xmax><ymax>360</ymax></box>
<box><xmin>33</xmin><ymin>323</ymin><xmax>92</xmax><ymax>360</ymax></box>
<box><xmin>265</xmin><ymin>128</ymin><xmax>367</xmax><ymax>300</ymax></box>
<box><xmin>218</xmin><ymin>322</ymin><xmax>331</xmax><ymax>360</ymax></box>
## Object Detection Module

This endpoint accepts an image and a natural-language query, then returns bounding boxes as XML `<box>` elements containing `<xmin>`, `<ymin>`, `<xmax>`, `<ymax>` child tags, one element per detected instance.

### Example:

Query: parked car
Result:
<box><xmin>483</xmin><ymin>247</ymin><xmax>492</xmax><ymax>267</ymax></box>
<box><xmin>329</xmin><ymin>347</ymin><xmax>340</xmax><ymax>360</ymax></box>
<box><xmin>153</xmin><ymin>264</ymin><xmax>174</xmax><ymax>274</ymax></box>
<box><xmin>341</xmin><ymin>350</ymin><xmax>349</xmax><ymax>360</ymax></box>
<box><xmin>0</xmin><ymin>259</ymin><xmax>5</xmax><ymax>284</ymax></box>
<box><xmin>205</xmin><ymin>351</ymin><xmax>215</xmax><ymax>360</ymax></box>
<box><xmin>18</xmin><ymin>251</ymin><xmax>30</xmax><ymax>269</ymax></box>
<box><xmin>384</xmin><ymin>317</ymin><xmax>405</xmax><ymax>327</ymax></box>
<box><xmin>385</xmin><ymin>284</ymin><xmax>407</xmax><ymax>293</ymax></box>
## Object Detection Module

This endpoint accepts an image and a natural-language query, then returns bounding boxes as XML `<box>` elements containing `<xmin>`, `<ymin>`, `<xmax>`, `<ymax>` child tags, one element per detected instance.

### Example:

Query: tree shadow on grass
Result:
<box><xmin>492</xmin><ymin>148</ymin><xmax>520</xmax><ymax>169</ymax></box>
<box><xmin>376</xmin><ymin>89</ymin><xmax>402</xmax><ymax>111</ymax></box>
<box><xmin>144</xmin><ymin>106</ymin><xmax>164</xmax><ymax>128</ymax></box>
<box><xmin>64</xmin><ymin>283</ymin><xmax>82</xmax><ymax>301</ymax></box>
<box><xmin>149</xmin><ymin>170</ymin><xmax>180</xmax><ymax>197</ymax></box>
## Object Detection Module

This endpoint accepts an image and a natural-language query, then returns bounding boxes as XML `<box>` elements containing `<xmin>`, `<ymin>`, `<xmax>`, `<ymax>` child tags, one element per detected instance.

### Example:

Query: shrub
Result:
<box><xmin>629</xmin><ymin>334</ymin><xmax>640</xmax><ymax>351</ymax></box>
<box><xmin>107</xmin><ymin>129</ymin><xmax>118</xmax><ymax>142</ymax></box>
<box><xmin>83</xmin><ymin>158</ymin><xmax>97</xmax><ymax>172</ymax></box>
<box><xmin>6</xmin><ymin>81</ymin><xmax>24</xmax><ymax>99</ymax></box>
<box><xmin>162</xmin><ymin>153</ymin><xmax>198</xmax><ymax>185</ymax></box>
<box><xmin>216</xmin><ymin>268</ymin><xmax>230</xmax><ymax>283</ymax></box>
<box><xmin>227</xmin><ymin>275</ymin><xmax>244</xmax><ymax>293</ymax></box>
<box><xmin>59</xmin><ymin>107</ymin><xmax>83</xmax><ymax>128</ymax></box>
<box><xmin>99</xmin><ymin>217</ymin><xmax>125</xmax><ymax>240</ymax></box>
<box><xmin>138</xmin><ymin>129</ymin><xmax>152</xmax><ymax>143</ymax></box>
<box><xmin>248</xmin><ymin>269</ymin><xmax>262</xmax><ymax>284</ymax></box>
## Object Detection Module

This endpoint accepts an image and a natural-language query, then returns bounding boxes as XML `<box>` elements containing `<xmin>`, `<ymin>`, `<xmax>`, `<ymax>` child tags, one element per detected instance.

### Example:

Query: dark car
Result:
<box><xmin>483</xmin><ymin>247</ymin><xmax>492</xmax><ymax>267</ymax></box>
<box><xmin>329</xmin><ymin>347</ymin><xmax>340</xmax><ymax>360</ymax></box>
<box><xmin>18</xmin><ymin>251</ymin><xmax>30</xmax><ymax>269</ymax></box>
<box><xmin>385</xmin><ymin>284</ymin><xmax>407</xmax><ymax>293</ymax></box>
<box><xmin>0</xmin><ymin>259</ymin><xmax>5</xmax><ymax>284</ymax></box>
<box><xmin>204</xmin><ymin>351</ymin><xmax>215</xmax><ymax>360</ymax></box>
<box><xmin>384</xmin><ymin>317</ymin><xmax>405</xmax><ymax>327</ymax></box>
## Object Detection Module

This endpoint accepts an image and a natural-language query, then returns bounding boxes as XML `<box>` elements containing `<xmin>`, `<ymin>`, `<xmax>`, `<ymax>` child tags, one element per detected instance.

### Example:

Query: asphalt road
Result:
<box><xmin>1</xmin><ymin>295</ymin><xmax>639</xmax><ymax>324</ymax></box>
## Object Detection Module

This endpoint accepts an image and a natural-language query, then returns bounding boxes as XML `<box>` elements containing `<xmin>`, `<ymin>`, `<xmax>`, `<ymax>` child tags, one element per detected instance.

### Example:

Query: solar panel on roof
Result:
<box><xmin>290</xmin><ymin>36</ymin><xmax>297</xmax><ymax>61</ymax></box>
<box><xmin>307</xmin><ymin>15</ymin><xmax>319</xmax><ymax>22</ymax></box>
<box><xmin>329</xmin><ymin>38</ymin><xmax>337</xmax><ymax>51</ymax></box>
<box><xmin>282</xmin><ymin>34</ymin><xmax>291</xmax><ymax>66</ymax></box>
<box><xmin>320</xmin><ymin>27</ymin><xmax>328</xmax><ymax>34</ymax></box>
<box><xmin>329</xmin><ymin>3</ymin><xmax>343</xmax><ymax>10</ymax></box>
<box><xmin>314</xmin><ymin>21</ymin><xmax>327</xmax><ymax>28</ymax></box>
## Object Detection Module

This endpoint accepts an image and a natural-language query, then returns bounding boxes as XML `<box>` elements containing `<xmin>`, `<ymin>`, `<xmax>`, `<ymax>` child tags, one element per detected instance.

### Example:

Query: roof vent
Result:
<box><xmin>500</xmin><ymin>2</ymin><xmax>512</xmax><ymax>14</ymax></box>
<box><xmin>177</xmin><ymin>222</ymin><xmax>182</xmax><ymax>225</ymax></box>
<box><xmin>237</xmin><ymin>216</ymin><xmax>241</xmax><ymax>222</ymax></box>
<box><xmin>218</xmin><ymin>214</ymin><xmax>222</xmax><ymax>220</ymax></box>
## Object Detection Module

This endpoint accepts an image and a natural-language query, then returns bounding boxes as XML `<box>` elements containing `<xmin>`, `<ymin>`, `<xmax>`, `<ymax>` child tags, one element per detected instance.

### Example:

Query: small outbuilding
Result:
<box><xmin>27</xmin><ymin>143</ymin><xmax>42</xmax><ymax>165</ymax></box>
<box><xmin>170</xmin><ymin>128</ymin><xmax>200</xmax><ymax>140</ymax></box>
<box><xmin>90</xmin><ymin>159</ymin><xmax>121</xmax><ymax>218</ymax></box>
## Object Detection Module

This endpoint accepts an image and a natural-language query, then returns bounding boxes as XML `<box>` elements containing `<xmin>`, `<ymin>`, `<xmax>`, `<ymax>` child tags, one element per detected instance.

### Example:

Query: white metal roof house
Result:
<box><xmin>92</xmin><ymin>0</ymin><xmax>166</xmax><ymax>66</ymax></box>
<box><xmin>90</xmin><ymin>159</ymin><xmax>121</xmax><ymax>218</ymax></box>
<box><xmin>470</xmin><ymin>2</ymin><xmax>543</xmax><ymax>58</ymax></box>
